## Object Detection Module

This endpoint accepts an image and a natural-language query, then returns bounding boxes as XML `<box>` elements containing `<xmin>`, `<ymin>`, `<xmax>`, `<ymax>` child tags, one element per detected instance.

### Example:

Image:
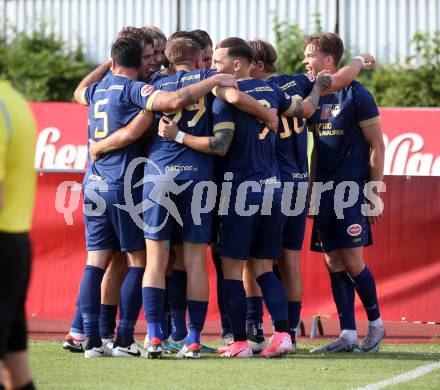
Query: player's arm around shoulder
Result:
<box><xmin>73</xmin><ymin>60</ymin><xmax>112</xmax><ymax>105</ymax></box>
<box><xmin>214</xmin><ymin>85</ymin><xmax>278</xmax><ymax>131</ymax></box>
<box><xmin>325</xmin><ymin>53</ymin><xmax>375</xmax><ymax>94</ymax></box>
<box><xmin>89</xmin><ymin>110</ymin><xmax>153</xmax><ymax>161</ymax></box>
<box><xmin>149</xmin><ymin>73</ymin><xmax>237</xmax><ymax>112</ymax></box>
<box><xmin>283</xmin><ymin>73</ymin><xmax>332</xmax><ymax>121</ymax></box>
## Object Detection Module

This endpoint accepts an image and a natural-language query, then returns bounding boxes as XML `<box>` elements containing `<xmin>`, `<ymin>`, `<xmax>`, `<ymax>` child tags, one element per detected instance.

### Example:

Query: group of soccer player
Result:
<box><xmin>63</xmin><ymin>23</ymin><xmax>386</xmax><ymax>359</ymax></box>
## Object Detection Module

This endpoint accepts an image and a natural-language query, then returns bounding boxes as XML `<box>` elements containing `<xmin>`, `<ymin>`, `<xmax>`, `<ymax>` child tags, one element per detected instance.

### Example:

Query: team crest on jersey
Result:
<box><xmin>141</xmin><ymin>84</ymin><xmax>154</xmax><ymax>97</ymax></box>
<box><xmin>347</xmin><ymin>224</ymin><xmax>362</xmax><ymax>237</ymax></box>
<box><xmin>331</xmin><ymin>104</ymin><xmax>341</xmax><ymax>117</ymax></box>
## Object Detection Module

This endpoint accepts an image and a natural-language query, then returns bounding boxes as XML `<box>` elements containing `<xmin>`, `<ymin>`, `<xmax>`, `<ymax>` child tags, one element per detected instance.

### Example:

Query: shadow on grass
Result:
<box><xmin>292</xmin><ymin>348</ymin><xmax>440</xmax><ymax>361</ymax></box>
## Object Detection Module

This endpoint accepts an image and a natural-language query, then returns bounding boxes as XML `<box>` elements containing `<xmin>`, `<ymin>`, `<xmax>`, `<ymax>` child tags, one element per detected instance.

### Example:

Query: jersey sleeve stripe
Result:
<box><xmin>145</xmin><ymin>90</ymin><xmax>162</xmax><ymax>111</ymax></box>
<box><xmin>213</xmin><ymin>122</ymin><xmax>235</xmax><ymax>132</ymax></box>
<box><xmin>359</xmin><ymin>116</ymin><xmax>381</xmax><ymax>128</ymax></box>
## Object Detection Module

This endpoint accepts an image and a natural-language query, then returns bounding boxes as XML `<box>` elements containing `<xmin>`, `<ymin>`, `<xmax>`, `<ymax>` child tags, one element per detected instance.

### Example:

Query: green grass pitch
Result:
<box><xmin>29</xmin><ymin>340</ymin><xmax>440</xmax><ymax>389</ymax></box>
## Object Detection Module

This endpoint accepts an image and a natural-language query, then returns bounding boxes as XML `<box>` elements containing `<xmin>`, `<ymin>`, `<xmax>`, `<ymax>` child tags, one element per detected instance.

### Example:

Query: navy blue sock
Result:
<box><xmin>273</xmin><ymin>263</ymin><xmax>282</xmax><ymax>281</ymax></box>
<box><xmin>142</xmin><ymin>287</ymin><xmax>165</xmax><ymax>340</ymax></box>
<box><xmin>70</xmin><ymin>295</ymin><xmax>84</xmax><ymax>335</ymax></box>
<box><xmin>161</xmin><ymin>276</ymin><xmax>171</xmax><ymax>339</ymax></box>
<box><xmin>169</xmin><ymin>270</ymin><xmax>188</xmax><ymax>341</ymax></box>
<box><xmin>99</xmin><ymin>304</ymin><xmax>118</xmax><ymax>340</ymax></box>
<box><xmin>79</xmin><ymin>265</ymin><xmax>105</xmax><ymax>343</ymax></box>
<box><xmin>117</xmin><ymin>267</ymin><xmax>143</xmax><ymax>343</ymax></box>
<box><xmin>186</xmin><ymin>300</ymin><xmax>208</xmax><ymax>345</ymax></box>
<box><xmin>352</xmin><ymin>267</ymin><xmax>381</xmax><ymax>321</ymax></box>
<box><xmin>288</xmin><ymin>301</ymin><xmax>302</xmax><ymax>339</ymax></box>
<box><xmin>222</xmin><ymin>279</ymin><xmax>247</xmax><ymax>341</ymax></box>
<box><xmin>256</xmin><ymin>272</ymin><xmax>289</xmax><ymax>333</ymax></box>
<box><xmin>212</xmin><ymin>252</ymin><xmax>232</xmax><ymax>336</ymax></box>
<box><xmin>330</xmin><ymin>271</ymin><xmax>356</xmax><ymax>330</ymax></box>
<box><xmin>246</xmin><ymin>296</ymin><xmax>264</xmax><ymax>339</ymax></box>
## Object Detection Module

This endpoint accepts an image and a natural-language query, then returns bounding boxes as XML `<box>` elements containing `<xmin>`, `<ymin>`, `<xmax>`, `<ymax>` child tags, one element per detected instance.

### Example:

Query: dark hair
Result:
<box><xmin>117</xmin><ymin>26</ymin><xmax>153</xmax><ymax>47</ymax></box>
<box><xmin>303</xmin><ymin>32</ymin><xmax>344</xmax><ymax>65</ymax></box>
<box><xmin>165</xmin><ymin>37</ymin><xmax>202</xmax><ymax>65</ymax></box>
<box><xmin>111</xmin><ymin>37</ymin><xmax>142</xmax><ymax>69</ymax></box>
<box><xmin>217</xmin><ymin>37</ymin><xmax>255</xmax><ymax>64</ymax></box>
<box><xmin>249</xmin><ymin>39</ymin><xmax>277</xmax><ymax>73</ymax></box>
<box><xmin>191</xmin><ymin>29</ymin><xmax>213</xmax><ymax>49</ymax></box>
<box><xmin>168</xmin><ymin>31</ymin><xmax>204</xmax><ymax>49</ymax></box>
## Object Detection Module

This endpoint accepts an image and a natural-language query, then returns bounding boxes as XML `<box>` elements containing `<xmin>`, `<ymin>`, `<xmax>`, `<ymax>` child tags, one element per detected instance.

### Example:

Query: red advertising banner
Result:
<box><xmin>27</xmin><ymin>104</ymin><xmax>440</xmax><ymax>325</ymax></box>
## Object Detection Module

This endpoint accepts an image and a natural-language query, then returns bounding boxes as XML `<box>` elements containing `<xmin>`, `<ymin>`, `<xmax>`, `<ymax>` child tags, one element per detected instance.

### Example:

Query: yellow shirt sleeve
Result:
<box><xmin>0</xmin><ymin>98</ymin><xmax>11</xmax><ymax>181</ymax></box>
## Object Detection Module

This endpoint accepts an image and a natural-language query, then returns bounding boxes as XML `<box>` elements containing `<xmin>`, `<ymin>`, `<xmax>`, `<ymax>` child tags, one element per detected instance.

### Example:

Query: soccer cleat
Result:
<box><xmin>248</xmin><ymin>338</ymin><xmax>267</xmax><ymax>353</ymax></box>
<box><xmin>218</xmin><ymin>333</ymin><xmax>234</xmax><ymax>353</ymax></box>
<box><xmin>260</xmin><ymin>332</ymin><xmax>293</xmax><ymax>358</ymax></box>
<box><xmin>84</xmin><ymin>345</ymin><xmax>106</xmax><ymax>358</ymax></box>
<box><xmin>176</xmin><ymin>343</ymin><xmax>201</xmax><ymax>359</ymax></box>
<box><xmin>310</xmin><ymin>336</ymin><xmax>362</xmax><ymax>353</ymax></box>
<box><xmin>199</xmin><ymin>344</ymin><xmax>216</xmax><ymax>354</ymax></box>
<box><xmin>112</xmin><ymin>342</ymin><xmax>146</xmax><ymax>358</ymax></box>
<box><xmin>146</xmin><ymin>337</ymin><xmax>164</xmax><ymax>359</ymax></box>
<box><xmin>163</xmin><ymin>337</ymin><xmax>185</xmax><ymax>354</ymax></box>
<box><xmin>62</xmin><ymin>334</ymin><xmax>86</xmax><ymax>353</ymax></box>
<box><xmin>362</xmin><ymin>325</ymin><xmax>385</xmax><ymax>352</ymax></box>
<box><xmin>220</xmin><ymin>341</ymin><xmax>253</xmax><ymax>358</ymax></box>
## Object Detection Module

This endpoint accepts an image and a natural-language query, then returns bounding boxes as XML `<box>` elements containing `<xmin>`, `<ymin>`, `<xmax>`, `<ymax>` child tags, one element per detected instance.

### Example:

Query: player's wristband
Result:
<box><xmin>353</xmin><ymin>55</ymin><xmax>366</xmax><ymax>69</ymax></box>
<box><xmin>175</xmin><ymin>130</ymin><xmax>186</xmax><ymax>144</ymax></box>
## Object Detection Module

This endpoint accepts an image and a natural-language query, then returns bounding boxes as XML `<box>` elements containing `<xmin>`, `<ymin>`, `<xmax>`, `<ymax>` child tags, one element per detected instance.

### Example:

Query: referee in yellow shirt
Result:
<box><xmin>0</xmin><ymin>81</ymin><xmax>36</xmax><ymax>390</ymax></box>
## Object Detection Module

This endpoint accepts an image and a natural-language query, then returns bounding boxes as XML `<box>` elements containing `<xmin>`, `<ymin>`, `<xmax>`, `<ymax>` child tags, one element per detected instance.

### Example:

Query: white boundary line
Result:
<box><xmin>353</xmin><ymin>361</ymin><xmax>440</xmax><ymax>390</ymax></box>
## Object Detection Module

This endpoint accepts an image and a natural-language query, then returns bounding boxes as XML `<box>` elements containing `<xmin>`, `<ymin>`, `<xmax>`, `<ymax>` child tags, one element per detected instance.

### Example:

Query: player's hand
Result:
<box><xmin>359</xmin><ymin>52</ymin><xmax>376</xmax><ymax>70</ymax></box>
<box><xmin>213</xmin><ymin>73</ymin><xmax>238</xmax><ymax>89</ymax></box>
<box><xmin>158</xmin><ymin>116</ymin><xmax>179</xmax><ymax>141</ymax></box>
<box><xmin>264</xmin><ymin>108</ymin><xmax>279</xmax><ymax>133</ymax></box>
<box><xmin>88</xmin><ymin>139</ymin><xmax>99</xmax><ymax>162</ymax></box>
<box><xmin>316</xmin><ymin>70</ymin><xmax>332</xmax><ymax>91</ymax></box>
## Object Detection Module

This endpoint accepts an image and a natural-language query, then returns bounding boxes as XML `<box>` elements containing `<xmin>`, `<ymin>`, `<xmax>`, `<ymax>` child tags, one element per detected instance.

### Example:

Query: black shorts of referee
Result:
<box><xmin>0</xmin><ymin>232</ymin><xmax>31</xmax><ymax>359</ymax></box>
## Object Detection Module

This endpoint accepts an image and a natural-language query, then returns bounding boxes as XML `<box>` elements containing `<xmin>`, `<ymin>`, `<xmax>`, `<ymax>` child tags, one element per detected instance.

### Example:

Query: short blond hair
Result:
<box><xmin>165</xmin><ymin>37</ymin><xmax>202</xmax><ymax>66</ymax></box>
<box><xmin>249</xmin><ymin>39</ymin><xmax>277</xmax><ymax>73</ymax></box>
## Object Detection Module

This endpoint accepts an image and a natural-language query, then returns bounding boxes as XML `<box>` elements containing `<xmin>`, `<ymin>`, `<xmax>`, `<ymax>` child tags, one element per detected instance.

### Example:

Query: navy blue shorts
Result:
<box><xmin>310</xmin><ymin>182</ymin><xmax>372</xmax><ymax>253</ymax></box>
<box><xmin>282</xmin><ymin>181</ymin><xmax>307</xmax><ymax>251</ymax></box>
<box><xmin>218</xmin><ymin>190</ymin><xmax>284</xmax><ymax>260</ymax></box>
<box><xmin>83</xmin><ymin>188</ymin><xmax>145</xmax><ymax>252</ymax></box>
<box><xmin>143</xmin><ymin>179</ymin><xmax>213</xmax><ymax>243</ymax></box>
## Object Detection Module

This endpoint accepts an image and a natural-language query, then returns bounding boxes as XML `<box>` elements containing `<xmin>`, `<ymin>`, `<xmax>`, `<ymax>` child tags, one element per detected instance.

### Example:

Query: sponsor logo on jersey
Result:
<box><xmin>141</xmin><ymin>84</ymin><xmax>154</xmax><ymax>97</ymax></box>
<box><xmin>347</xmin><ymin>224</ymin><xmax>362</xmax><ymax>236</ymax></box>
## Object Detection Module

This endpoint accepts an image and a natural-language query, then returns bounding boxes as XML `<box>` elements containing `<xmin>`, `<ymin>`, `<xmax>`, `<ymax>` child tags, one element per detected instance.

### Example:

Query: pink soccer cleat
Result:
<box><xmin>260</xmin><ymin>332</ymin><xmax>293</xmax><ymax>358</ymax></box>
<box><xmin>219</xmin><ymin>341</ymin><xmax>253</xmax><ymax>358</ymax></box>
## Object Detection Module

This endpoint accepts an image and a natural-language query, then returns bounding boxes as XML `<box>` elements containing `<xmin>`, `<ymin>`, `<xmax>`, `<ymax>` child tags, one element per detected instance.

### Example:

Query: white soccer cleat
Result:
<box><xmin>248</xmin><ymin>338</ymin><xmax>267</xmax><ymax>353</ymax></box>
<box><xmin>146</xmin><ymin>337</ymin><xmax>164</xmax><ymax>359</ymax></box>
<box><xmin>310</xmin><ymin>336</ymin><xmax>361</xmax><ymax>353</ymax></box>
<box><xmin>62</xmin><ymin>334</ymin><xmax>86</xmax><ymax>353</ymax></box>
<box><xmin>176</xmin><ymin>344</ymin><xmax>201</xmax><ymax>359</ymax></box>
<box><xmin>362</xmin><ymin>325</ymin><xmax>385</xmax><ymax>352</ymax></box>
<box><xmin>84</xmin><ymin>346</ymin><xmax>106</xmax><ymax>358</ymax></box>
<box><xmin>112</xmin><ymin>343</ymin><xmax>146</xmax><ymax>358</ymax></box>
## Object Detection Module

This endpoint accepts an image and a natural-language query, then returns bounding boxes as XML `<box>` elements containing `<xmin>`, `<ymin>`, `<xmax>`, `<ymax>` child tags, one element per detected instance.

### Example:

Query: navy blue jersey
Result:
<box><xmin>213</xmin><ymin>78</ymin><xmax>292</xmax><ymax>185</ymax></box>
<box><xmin>308</xmin><ymin>81</ymin><xmax>380</xmax><ymax>182</ymax></box>
<box><xmin>267</xmin><ymin>74</ymin><xmax>313</xmax><ymax>182</ymax></box>
<box><xmin>148</xmin><ymin>70</ymin><xmax>169</xmax><ymax>84</ymax></box>
<box><xmin>146</xmin><ymin>69</ymin><xmax>216</xmax><ymax>180</ymax></box>
<box><xmin>83</xmin><ymin>74</ymin><xmax>159</xmax><ymax>189</ymax></box>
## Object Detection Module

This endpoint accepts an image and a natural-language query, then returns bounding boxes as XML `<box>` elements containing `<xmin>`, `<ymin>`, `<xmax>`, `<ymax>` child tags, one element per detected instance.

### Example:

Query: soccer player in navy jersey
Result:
<box><xmin>73</xmin><ymin>36</ymin><xmax>238</xmax><ymax>358</ymax></box>
<box><xmin>86</xmin><ymin>37</ymin><xmax>277</xmax><ymax>359</ymax></box>
<box><xmin>247</xmin><ymin>39</ymin><xmax>376</xmax><ymax>352</ymax></box>
<box><xmin>302</xmin><ymin>33</ymin><xmax>385</xmax><ymax>353</ymax></box>
<box><xmin>142</xmin><ymin>26</ymin><xmax>168</xmax><ymax>80</ymax></box>
<box><xmin>63</xmin><ymin>27</ymin><xmax>156</xmax><ymax>353</ymax></box>
<box><xmin>191</xmin><ymin>30</ymin><xmax>214</xmax><ymax>69</ymax></box>
<box><xmin>159</xmin><ymin>37</ymin><xmax>330</xmax><ymax>358</ymax></box>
